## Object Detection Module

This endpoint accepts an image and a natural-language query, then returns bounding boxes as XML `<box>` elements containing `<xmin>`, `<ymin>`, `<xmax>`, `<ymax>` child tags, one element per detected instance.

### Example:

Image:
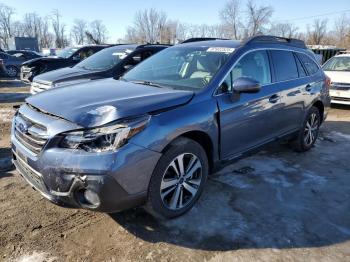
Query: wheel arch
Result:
<box><xmin>312</xmin><ymin>100</ymin><xmax>325</xmax><ymax>123</ymax></box>
<box><xmin>161</xmin><ymin>130</ymin><xmax>215</xmax><ymax>173</ymax></box>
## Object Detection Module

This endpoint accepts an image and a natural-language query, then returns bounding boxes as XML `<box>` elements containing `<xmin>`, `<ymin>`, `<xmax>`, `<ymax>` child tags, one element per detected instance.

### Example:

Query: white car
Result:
<box><xmin>323</xmin><ymin>53</ymin><xmax>350</xmax><ymax>105</ymax></box>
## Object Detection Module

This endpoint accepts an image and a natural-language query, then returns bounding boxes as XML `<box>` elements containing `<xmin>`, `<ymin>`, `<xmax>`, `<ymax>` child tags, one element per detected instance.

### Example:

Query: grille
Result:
<box><xmin>332</xmin><ymin>96</ymin><xmax>350</xmax><ymax>102</ymax></box>
<box><xmin>330</xmin><ymin>82</ymin><xmax>350</xmax><ymax>91</ymax></box>
<box><xmin>14</xmin><ymin>152</ymin><xmax>47</xmax><ymax>193</ymax></box>
<box><xmin>31</xmin><ymin>81</ymin><xmax>52</xmax><ymax>94</ymax></box>
<box><xmin>14</xmin><ymin>113</ymin><xmax>48</xmax><ymax>155</ymax></box>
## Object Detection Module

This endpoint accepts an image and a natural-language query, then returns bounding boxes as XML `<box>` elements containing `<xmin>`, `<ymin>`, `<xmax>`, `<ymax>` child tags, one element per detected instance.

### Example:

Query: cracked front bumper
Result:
<box><xmin>11</xmin><ymin>135</ymin><xmax>162</xmax><ymax>212</ymax></box>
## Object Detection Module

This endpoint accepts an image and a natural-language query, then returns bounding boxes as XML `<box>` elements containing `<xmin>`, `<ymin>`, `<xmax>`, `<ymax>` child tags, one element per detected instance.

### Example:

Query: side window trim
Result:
<box><xmin>293</xmin><ymin>52</ymin><xmax>308</xmax><ymax>77</ymax></box>
<box><xmin>267</xmin><ymin>50</ymin><xmax>276</xmax><ymax>83</ymax></box>
<box><xmin>215</xmin><ymin>48</ymin><xmax>320</xmax><ymax>96</ymax></box>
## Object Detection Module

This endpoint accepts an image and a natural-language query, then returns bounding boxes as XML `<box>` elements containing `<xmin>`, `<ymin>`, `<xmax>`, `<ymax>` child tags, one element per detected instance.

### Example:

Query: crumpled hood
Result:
<box><xmin>23</xmin><ymin>56</ymin><xmax>67</xmax><ymax>66</ymax></box>
<box><xmin>34</xmin><ymin>66</ymin><xmax>99</xmax><ymax>84</ymax></box>
<box><xmin>26</xmin><ymin>78</ymin><xmax>194</xmax><ymax>128</ymax></box>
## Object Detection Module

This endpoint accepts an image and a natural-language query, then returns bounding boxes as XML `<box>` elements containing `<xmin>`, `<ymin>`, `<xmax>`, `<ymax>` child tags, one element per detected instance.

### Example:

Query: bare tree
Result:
<box><xmin>51</xmin><ymin>9</ymin><xmax>67</xmax><ymax>48</ymax></box>
<box><xmin>245</xmin><ymin>0</ymin><xmax>273</xmax><ymax>37</ymax></box>
<box><xmin>71</xmin><ymin>19</ymin><xmax>87</xmax><ymax>45</ymax></box>
<box><xmin>40</xmin><ymin>17</ymin><xmax>54</xmax><ymax>48</ymax></box>
<box><xmin>269</xmin><ymin>22</ymin><xmax>299</xmax><ymax>38</ymax></box>
<box><xmin>0</xmin><ymin>4</ymin><xmax>15</xmax><ymax>49</ymax></box>
<box><xmin>307</xmin><ymin>19</ymin><xmax>328</xmax><ymax>45</ymax></box>
<box><xmin>219</xmin><ymin>0</ymin><xmax>241</xmax><ymax>39</ymax></box>
<box><xmin>127</xmin><ymin>8</ymin><xmax>167</xmax><ymax>43</ymax></box>
<box><xmin>87</xmin><ymin>20</ymin><xmax>108</xmax><ymax>44</ymax></box>
<box><xmin>333</xmin><ymin>14</ymin><xmax>350</xmax><ymax>48</ymax></box>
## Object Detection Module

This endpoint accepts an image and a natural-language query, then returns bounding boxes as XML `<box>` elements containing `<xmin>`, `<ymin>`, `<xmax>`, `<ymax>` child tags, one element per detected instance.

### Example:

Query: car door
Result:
<box><xmin>269</xmin><ymin>50</ymin><xmax>306</xmax><ymax>133</ymax></box>
<box><xmin>216</xmin><ymin>50</ymin><xmax>284</xmax><ymax>159</ymax></box>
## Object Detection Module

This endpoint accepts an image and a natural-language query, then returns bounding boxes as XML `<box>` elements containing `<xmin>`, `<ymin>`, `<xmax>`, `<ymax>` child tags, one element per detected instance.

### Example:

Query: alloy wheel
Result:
<box><xmin>160</xmin><ymin>153</ymin><xmax>202</xmax><ymax>210</ymax></box>
<box><xmin>304</xmin><ymin>112</ymin><xmax>319</xmax><ymax>146</ymax></box>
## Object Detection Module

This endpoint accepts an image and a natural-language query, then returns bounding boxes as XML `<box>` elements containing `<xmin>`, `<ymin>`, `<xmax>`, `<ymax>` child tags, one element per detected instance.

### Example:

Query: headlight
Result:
<box><xmin>60</xmin><ymin>115</ymin><xmax>150</xmax><ymax>152</ymax></box>
<box><xmin>53</xmin><ymin>79</ymin><xmax>91</xmax><ymax>88</ymax></box>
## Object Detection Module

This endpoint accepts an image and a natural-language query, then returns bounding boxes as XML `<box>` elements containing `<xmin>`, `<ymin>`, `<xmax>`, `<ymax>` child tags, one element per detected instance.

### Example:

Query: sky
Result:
<box><xmin>2</xmin><ymin>0</ymin><xmax>350</xmax><ymax>42</ymax></box>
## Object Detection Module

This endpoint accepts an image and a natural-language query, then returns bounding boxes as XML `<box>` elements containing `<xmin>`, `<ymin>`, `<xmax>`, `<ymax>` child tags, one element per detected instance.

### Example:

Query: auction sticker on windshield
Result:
<box><xmin>207</xmin><ymin>47</ymin><xmax>235</xmax><ymax>53</ymax></box>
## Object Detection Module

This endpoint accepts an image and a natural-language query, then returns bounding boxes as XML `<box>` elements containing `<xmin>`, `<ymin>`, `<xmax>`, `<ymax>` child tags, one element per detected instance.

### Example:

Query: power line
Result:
<box><xmin>276</xmin><ymin>9</ymin><xmax>350</xmax><ymax>22</ymax></box>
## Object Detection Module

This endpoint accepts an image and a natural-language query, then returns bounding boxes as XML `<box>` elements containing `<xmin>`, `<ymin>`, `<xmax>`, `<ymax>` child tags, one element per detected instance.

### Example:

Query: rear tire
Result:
<box><xmin>292</xmin><ymin>106</ymin><xmax>321</xmax><ymax>152</ymax></box>
<box><xmin>145</xmin><ymin>137</ymin><xmax>208</xmax><ymax>219</ymax></box>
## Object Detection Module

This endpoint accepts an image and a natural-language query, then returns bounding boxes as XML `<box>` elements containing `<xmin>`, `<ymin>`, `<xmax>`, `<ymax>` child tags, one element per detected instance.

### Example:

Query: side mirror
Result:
<box><xmin>232</xmin><ymin>77</ymin><xmax>261</xmax><ymax>94</ymax></box>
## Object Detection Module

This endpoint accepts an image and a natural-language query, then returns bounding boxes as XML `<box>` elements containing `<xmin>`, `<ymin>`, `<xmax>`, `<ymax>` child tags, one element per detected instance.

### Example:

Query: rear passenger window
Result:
<box><xmin>297</xmin><ymin>53</ymin><xmax>319</xmax><ymax>75</ymax></box>
<box><xmin>270</xmin><ymin>50</ymin><xmax>298</xmax><ymax>81</ymax></box>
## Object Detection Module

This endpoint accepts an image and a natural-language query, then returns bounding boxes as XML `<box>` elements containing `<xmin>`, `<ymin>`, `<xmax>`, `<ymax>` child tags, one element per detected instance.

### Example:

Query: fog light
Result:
<box><xmin>83</xmin><ymin>189</ymin><xmax>100</xmax><ymax>207</ymax></box>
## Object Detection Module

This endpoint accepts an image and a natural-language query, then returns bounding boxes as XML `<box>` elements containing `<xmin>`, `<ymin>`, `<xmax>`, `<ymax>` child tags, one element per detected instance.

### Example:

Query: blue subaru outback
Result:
<box><xmin>11</xmin><ymin>36</ymin><xmax>331</xmax><ymax>218</ymax></box>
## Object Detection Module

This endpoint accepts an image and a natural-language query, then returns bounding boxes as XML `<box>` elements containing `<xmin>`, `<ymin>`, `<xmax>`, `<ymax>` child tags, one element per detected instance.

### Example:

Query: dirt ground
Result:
<box><xmin>0</xmin><ymin>80</ymin><xmax>349</xmax><ymax>262</ymax></box>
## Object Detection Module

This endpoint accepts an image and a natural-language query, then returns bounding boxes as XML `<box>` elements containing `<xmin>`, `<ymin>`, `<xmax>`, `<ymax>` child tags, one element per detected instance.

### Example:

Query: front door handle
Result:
<box><xmin>269</xmin><ymin>94</ymin><xmax>280</xmax><ymax>103</ymax></box>
<box><xmin>305</xmin><ymin>84</ymin><xmax>312</xmax><ymax>92</ymax></box>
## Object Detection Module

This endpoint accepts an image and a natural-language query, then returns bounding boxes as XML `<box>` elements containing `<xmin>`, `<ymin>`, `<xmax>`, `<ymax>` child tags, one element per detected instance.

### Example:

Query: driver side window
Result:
<box><xmin>232</xmin><ymin>50</ymin><xmax>271</xmax><ymax>85</ymax></box>
<box><xmin>219</xmin><ymin>50</ymin><xmax>271</xmax><ymax>93</ymax></box>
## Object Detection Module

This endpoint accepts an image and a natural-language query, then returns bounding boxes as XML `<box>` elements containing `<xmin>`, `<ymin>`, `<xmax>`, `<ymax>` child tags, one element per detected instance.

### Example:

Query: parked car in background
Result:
<box><xmin>20</xmin><ymin>45</ymin><xmax>111</xmax><ymax>83</ymax></box>
<box><xmin>7</xmin><ymin>50</ymin><xmax>42</xmax><ymax>61</ymax></box>
<box><xmin>11</xmin><ymin>36</ymin><xmax>330</xmax><ymax>218</ymax></box>
<box><xmin>322</xmin><ymin>53</ymin><xmax>350</xmax><ymax>105</ymax></box>
<box><xmin>0</xmin><ymin>52</ymin><xmax>24</xmax><ymax>77</ymax></box>
<box><xmin>0</xmin><ymin>58</ymin><xmax>7</xmax><ymax>76</ymax></box>
<box><xmin>30</xmin><ymin>44</ymin><xmax>169</xmax><ymax>94</ymax></box>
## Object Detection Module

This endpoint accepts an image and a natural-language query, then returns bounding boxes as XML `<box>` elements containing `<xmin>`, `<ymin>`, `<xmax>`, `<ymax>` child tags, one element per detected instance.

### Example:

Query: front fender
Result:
<box><xmin>130</xmin><ymin>98</ymin><xmax>219</xmax><ymax>160</ymax></box>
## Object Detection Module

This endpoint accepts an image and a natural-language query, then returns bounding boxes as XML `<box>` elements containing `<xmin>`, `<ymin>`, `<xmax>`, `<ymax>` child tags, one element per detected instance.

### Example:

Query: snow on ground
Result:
<box><xmin>12</xmin><ymin>252</ymin><xmax>56</xmax><ymax>262</ymax></box>
<box><xmin>0</xmin><ymin>107</ymin><xmax>15</xmax><ymax>123</ymax></box>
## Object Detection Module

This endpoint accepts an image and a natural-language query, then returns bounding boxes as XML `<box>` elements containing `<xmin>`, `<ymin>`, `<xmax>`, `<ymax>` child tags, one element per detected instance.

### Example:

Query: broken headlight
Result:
<box><xmin>60</xmin><ymin>115</ymin><xmax>150</xmax><ymax>152</ymax></box>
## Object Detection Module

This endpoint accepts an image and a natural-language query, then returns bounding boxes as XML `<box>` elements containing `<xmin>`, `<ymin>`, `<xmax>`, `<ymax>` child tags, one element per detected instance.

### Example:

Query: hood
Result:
<box><xmin>34</xmin><ymin>66</ymin><xmax>100</xmax><ymax>84</ymax></box>
<box><xmin>23</xmin><ymin>56</ymin><xmax>67</xmax><ymax>66</ymax></box>
<box><xmin>26</xmin><ymin>78</ymin><xmax>194</xmax><ymax>128</ymax></box>
<box><xmin>324</xmin><ymin>71</ymin><xmax>350</xmax><ymax>84</ymax></box>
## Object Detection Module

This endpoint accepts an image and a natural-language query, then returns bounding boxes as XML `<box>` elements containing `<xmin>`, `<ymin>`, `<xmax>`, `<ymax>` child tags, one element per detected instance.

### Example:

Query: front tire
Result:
<box><xmin>145</xmin><ymin>137</ymin><xmax>208</xmax><ymax>219</ymax></box>
<box><xmin>292</xmin><ymin>106</ymin><xmax>321</xmax><ymax>152</ymax></box>
<box><xmin>6</xmin><ymin>66</ymin><xmax>18</xmax><ymax>78</ymax></box>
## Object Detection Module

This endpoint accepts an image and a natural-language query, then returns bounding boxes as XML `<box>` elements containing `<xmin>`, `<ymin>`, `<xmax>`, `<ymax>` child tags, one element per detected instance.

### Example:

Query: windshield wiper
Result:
<box><xmin>130</xmin><ymin>80</ymin><xmax>163</xmax><ymax>88</ymax></box>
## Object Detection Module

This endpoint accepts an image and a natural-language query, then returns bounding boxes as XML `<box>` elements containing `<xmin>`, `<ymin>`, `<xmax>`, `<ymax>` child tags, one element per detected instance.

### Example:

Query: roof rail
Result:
<box><xmin>243</xmin><ymin>35</ymin><xmax>307</xmax><ymax>49</ymax></box>
<box><xmin>181</xmin><ymin>37</ymin><xmax>229</xmax><ymax>44</ymax></box>
<box><xmin>136</xmin><ymin>43</ymin><xmax>172</xmax><ymax>49</ymax></box>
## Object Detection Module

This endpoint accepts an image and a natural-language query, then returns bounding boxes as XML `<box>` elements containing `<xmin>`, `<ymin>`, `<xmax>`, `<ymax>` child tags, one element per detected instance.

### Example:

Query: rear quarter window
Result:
<box><xmin>297</xmin><ymin>53</ymin><xmax>319</xmax><ymax>75</ymax></box>
<box><xmin>270</xmin><ymin>50</ymin><xmax>298</xmax><ymax>82</ymax></box>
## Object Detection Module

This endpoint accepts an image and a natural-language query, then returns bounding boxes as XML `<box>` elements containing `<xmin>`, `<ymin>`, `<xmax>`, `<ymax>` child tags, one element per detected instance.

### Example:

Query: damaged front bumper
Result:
<box><xmin>11</xmin><ymin>134</ymin><xmax>162</xmax><ymax>213</ymax></box>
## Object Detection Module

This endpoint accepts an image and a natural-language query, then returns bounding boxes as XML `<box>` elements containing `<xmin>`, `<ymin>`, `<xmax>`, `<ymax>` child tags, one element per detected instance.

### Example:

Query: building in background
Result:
<box><xmin>8</xmin><ymin>37</ymin><xmax>39</xmax><ymax>52</ymax></box>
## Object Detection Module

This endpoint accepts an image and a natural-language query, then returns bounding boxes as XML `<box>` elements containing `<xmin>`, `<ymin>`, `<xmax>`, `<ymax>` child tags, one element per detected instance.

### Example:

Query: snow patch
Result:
<box><xmin>0</xmin><ymin>108</ymin><xmax>15</xmax><ymax>123</ymax></box>
<box><xmin>14</xmin><ymin>252</ymin><xmax>57</xmax><ymax>262</ymax></box>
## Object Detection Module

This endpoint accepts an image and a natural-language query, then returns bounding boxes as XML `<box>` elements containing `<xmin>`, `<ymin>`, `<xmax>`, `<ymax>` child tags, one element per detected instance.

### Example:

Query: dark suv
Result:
<box><xmin>20</xmin><ymin>45</ymin><xmax>110</xmax><ymax>83</ymax></box>
<box><xmin>30</xmin><ymin>44</ymin><xmax>169</xmax><ymax>94</ymax></box>
<box><xmin>11</xmin><ymin>36</ymin><xmax>330</xmax><ymax>218</ymax></box>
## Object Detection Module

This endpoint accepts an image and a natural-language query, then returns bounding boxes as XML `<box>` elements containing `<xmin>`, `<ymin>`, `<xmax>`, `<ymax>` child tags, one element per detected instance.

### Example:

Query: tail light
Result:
<box><xmin>325</xmin><ymin>76</ymin><xmax>331</xmax><ymax>89</ymax></box>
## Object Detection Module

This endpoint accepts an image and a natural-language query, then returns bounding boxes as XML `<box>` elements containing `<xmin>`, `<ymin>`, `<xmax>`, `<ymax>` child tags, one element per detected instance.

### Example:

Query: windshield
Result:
<box><xmin>323</xmin><ymin>56</ymin><xmax>350</xmax><ymax>72</ymax></box>
<box><xmin>57</xmin><ymin>47</ymin><xmax>78</xmax><ymax>58</ymax></box>
<box><xmin>122</xmin><ymin>46</ymin><xmax>233</xmax><ymax>90</ymax></box>
<box><xmin>75</xmin><ymin>46</ymin><xmax>135</xmax><ymax>71</ymax></box>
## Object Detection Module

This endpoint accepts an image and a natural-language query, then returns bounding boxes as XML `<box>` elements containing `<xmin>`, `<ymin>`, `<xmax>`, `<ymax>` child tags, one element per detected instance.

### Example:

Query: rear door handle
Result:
<box><xmin>305</xmin><ymin>84</ymin><xmax>312</xmax><ymax>92</ymax></box>
<box><xmin>269</xmin><ymin>94</ymin><xmax>280</xmax><ymax>103</ymax></box>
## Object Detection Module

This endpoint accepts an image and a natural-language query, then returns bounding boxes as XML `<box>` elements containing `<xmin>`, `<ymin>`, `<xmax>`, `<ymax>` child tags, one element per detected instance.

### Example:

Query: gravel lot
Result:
<box><xmin>0</xmin><ymin>79</ymin><xmax>349</xmax><ymax>262</ymax></box>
